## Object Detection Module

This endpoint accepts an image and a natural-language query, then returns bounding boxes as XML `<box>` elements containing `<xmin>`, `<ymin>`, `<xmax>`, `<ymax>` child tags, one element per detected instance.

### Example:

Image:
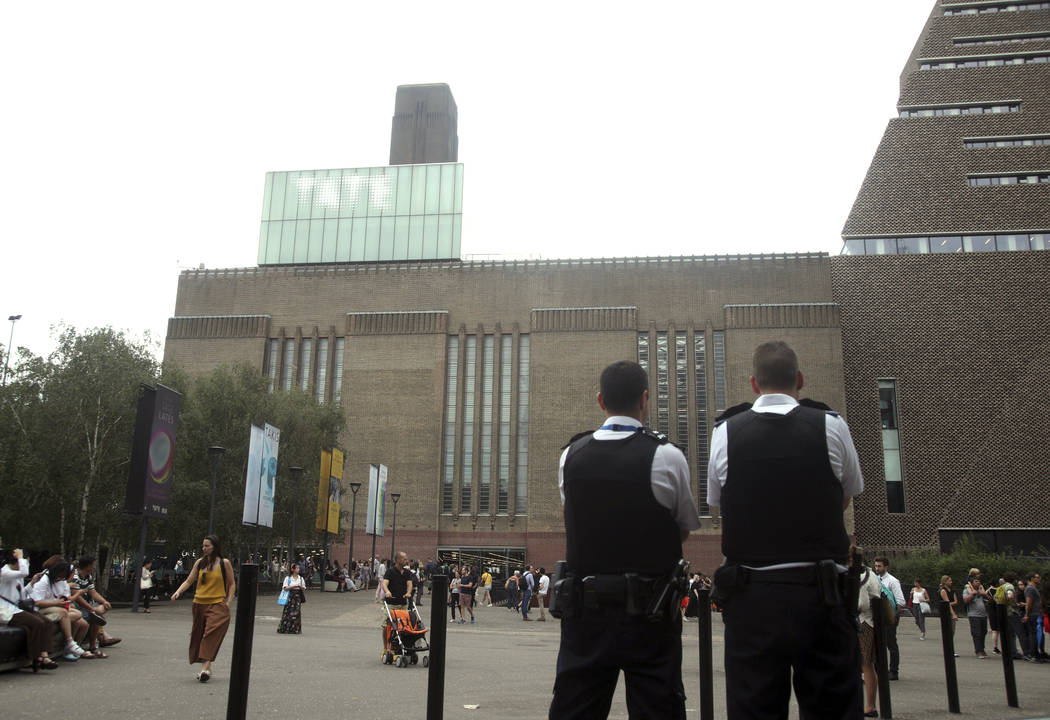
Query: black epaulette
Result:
<box><xmin>562</xmin><ymin>430</ymin><xmax>595</xmax><ymax>450</ymax></box>
<box><xmin>640</xmin><ymin>427</ymin><xmax>670</xmax><ymax>444</ymax></box>
<box><xmin>799</xmin><ymin>397</ymin><xmax>839</xmax><ymax>417</ymax></box>
<box><xmin>714</xmin><ymin>402</ymin><xmax>753</xmax><ymax>426</ymax></box>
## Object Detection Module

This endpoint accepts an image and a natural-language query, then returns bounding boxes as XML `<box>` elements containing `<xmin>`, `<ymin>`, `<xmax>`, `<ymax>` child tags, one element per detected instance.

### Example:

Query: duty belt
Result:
<box><xmin>740</xmin><ymin>565</ymin><xmax>820</xmax><ymax>585</ymax></box>
<box><xmin>580</xmin><ymin>574</ymin><xmax>660</xmax><ymax>614</ymax></box>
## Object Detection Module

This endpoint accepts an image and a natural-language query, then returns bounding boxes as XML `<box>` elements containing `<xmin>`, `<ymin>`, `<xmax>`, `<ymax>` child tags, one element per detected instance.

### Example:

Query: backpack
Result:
<box><xmin>880</xmin><ymin>583</ymin><xmax>899</xmax><ymax>626</ymax></box>
<box><xmin>994</xmin><ymin>584</ymin><xmax>1012</xmax><ymax>605</ymax></box>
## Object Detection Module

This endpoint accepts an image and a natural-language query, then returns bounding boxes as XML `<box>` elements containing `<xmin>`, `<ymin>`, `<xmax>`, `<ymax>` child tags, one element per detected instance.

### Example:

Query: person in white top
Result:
<box><xmin>277</xmin><ymin>563</ymin><xmax>307</xmax><ymax>634</ymax></box>
<box><xmin>29</xmin><ymin>558</ymin><xmax>92</xmax><ymax>659</ymax></box>
<box><xmin>856</xmin><ymin>558</ymin><xmax>885</xmax><ymax>718</ymax></box>
<box><xmin>874</xmin><ymin>557</ymin><xmax>906</xmax><ymax>680</ymax></box>
<box><xmin>536</xmin><ymin>568</ymin><xmax>550</xmax><ymax>621</ymax></box>
<box><xmin>1</xmin><ymin>548</ymin><xmax>58</xmax><ymax>670</ymax></box>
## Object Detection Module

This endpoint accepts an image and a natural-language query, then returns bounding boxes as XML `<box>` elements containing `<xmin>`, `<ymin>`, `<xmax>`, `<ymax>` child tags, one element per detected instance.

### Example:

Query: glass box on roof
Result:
<box><xmin>258</xmin><ymin>163</ymin><xmax>463</xmax><ymax>265</ymax></box>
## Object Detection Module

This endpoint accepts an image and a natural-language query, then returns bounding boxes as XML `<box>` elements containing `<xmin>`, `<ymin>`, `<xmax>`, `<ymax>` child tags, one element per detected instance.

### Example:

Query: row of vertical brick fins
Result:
<box><xmin>723</xmin><ymin>304</ymin><xmax>841</xmax><ymax>329</ymax></box>
<box><xmin>167</xmin><ymin>315</ymin><xmax>270</xmax><ymax>339</ymax></box>
<box><xmin>529</xmin><ymin>307</ymin><xmax>638</xmax><ymax>332</ymax></box>
<box><xmin>345</xmin><ymin>311</ymin><xmax>449</xmax><ymax>335</ymax></box>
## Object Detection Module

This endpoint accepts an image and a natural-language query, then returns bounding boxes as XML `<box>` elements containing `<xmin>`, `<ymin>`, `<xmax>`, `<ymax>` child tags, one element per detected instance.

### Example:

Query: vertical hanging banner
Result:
<box><xmin>316</xmin><ymin>450</ymin><xmax>332</xmax><ymax>530</ymax></box>
<box><xmin>327</xmin><ymin>449</ymin><xmax>344</xmax><ymax>533</ymax></box>
<box><xmin>366</xmin><ymin>463</ymin><xmax>388</xmax><ymax>536</ymax></box>
<box><xmin>243</xmin><ymin>423</ymin><xmax>279</xmax><ymax>527</ymax></box>
<box><xmin>125</xmin><ymin>383</ymin><xmax>182</xmax><ymax>518</ymax></box>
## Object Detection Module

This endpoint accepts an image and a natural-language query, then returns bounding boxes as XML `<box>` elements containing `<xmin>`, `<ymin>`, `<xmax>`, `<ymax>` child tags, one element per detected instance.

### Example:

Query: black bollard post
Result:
<box><xmin>226</xmin><ymin>563</ymin><xmax>258</xmax><ymax>720</ymax></box>
<box><xmin>938</xmin><ymin>600</ymin><xmax>960</xmax><ymax>713</ymax></box>
<box><xmin>998</xmin><ymin>602</ymin><xmax>1019</xmax><ymax>707</ymax></box>
<box><xmin>426</xmin><ymin>574</ymin><xmax>449</xmax><ymax>720</ymax></box>
<box><xmin>697</xmin><ymin>588</ymin><xmax>714</xmax><ymax>720</ymax></box>
<box><xmin>871</xmin><ymin>595</ymin><xmax>893</xmax><ymax>720</ymax></box>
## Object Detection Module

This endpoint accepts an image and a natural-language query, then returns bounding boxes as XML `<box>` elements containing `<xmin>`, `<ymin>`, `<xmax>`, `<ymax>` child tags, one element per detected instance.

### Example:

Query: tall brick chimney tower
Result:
<box><xmin>389</xmin><ymin>83</ymin><xmax>459</xmax><ymax>165</ymax></box>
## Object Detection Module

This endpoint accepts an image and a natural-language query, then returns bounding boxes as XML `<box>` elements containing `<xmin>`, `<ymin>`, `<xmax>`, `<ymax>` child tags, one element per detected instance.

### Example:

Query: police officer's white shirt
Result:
<box><xmin>558</xmin><ymin>416</ymin><xmax>702</xmax><ymax>533</ymax></box>
<box><xmin>706</xmin><ymin>394</ymin><xmax>864</xmax><ymax>510</ymax></box>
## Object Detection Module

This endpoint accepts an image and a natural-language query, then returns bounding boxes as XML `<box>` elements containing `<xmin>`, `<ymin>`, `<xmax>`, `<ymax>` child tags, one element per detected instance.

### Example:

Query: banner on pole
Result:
<box><xmin>243</xmin><ymin>423</ymin><xmax>279</xmax><ymax>527</ymax></box>
<box><xmin>125</xmin><ymin>383</ymin><xmax>182</xmax><ymax>518</ymax></box>
<box><xmin>366</xmin><ymin>463</ymin><xmax>387</xmax><ymax>536</ymax></box>
<box><xmin>327</xmin><ymin>449</ymin><xmax>343</xmax><ymax>533</ymax></box>
<box><xmin>316</xmin><ymin>450</ymin><xmax>331</xmax><ymax>530</ymax></box>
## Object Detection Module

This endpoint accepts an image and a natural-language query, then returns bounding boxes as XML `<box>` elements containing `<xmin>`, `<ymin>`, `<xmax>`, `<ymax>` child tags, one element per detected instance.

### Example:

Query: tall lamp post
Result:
<box><xmin>2</xmin><ymin>314</ymin><xmax>22</xmax><ymax>386</ymax></box>
<box><xmin>207</xmin><ymin>445</ymin><xmax>226</xmax><ymax>536</ymax></box>
<box><xmin>347</xmin><ymin>481</ymin><xmax>362</xmax><ymax>571</ymax></box>
<box><xmin>389</xmin><ymin>492</ymin><xmax>401</xmax><ymax>560</ymax></box>
<box><xmin>288</xmin><ymin>466</ymin><xmax>303</xmax><ymax>568</ymax></box>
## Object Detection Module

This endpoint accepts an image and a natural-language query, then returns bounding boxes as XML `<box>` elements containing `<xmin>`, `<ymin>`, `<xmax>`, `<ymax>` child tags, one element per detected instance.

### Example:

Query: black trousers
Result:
<box><xmin>722</xmin><ymin>581</ymin><xmax>861</xmax><ymax>720</ymax></box>
<box><xmin>549</xmin><ymin>610</ymin><xmax>686</xmax><ymax>719</ymax></box>
<box><xmin>885</xmin><ymin>620</ymin><xmax>900</xmax><ymax>675</ymax></box>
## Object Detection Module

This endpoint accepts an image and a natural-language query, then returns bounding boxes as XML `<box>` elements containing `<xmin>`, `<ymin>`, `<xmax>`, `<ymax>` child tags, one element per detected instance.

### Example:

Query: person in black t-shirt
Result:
<box><xmin>381</xmin><ymin>552</ymin><xmax>414</xmax><ymax>654</ymax></box>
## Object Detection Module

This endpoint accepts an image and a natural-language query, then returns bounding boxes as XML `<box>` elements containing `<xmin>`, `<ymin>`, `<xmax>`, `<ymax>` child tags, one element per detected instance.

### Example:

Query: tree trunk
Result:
<box><xmin>59</xmin><ymin>503</ymin><xmax>66</xmax><ymax>559</ymax></box>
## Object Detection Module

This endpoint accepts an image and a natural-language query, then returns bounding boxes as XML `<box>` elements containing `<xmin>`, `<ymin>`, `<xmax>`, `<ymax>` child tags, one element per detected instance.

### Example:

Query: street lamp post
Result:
<box><xmin>347</xmin><ymin>481</ymin><xmax>362</xmax><ymax>572</ymax></box>
<box><xmin>288</xmin><ymin>466</ymin><xmax>303</xmax><ymax>569</ymax></box>
<box><xmin>390</xmin><ymin>492</ymin><xmax>401</xmax><ymax>560</ymax></box>
<box><xmin>2</xmin><ymin>314</ymin><xmax>22</xmax><ymax>386</ymax></box>
<box><xmin>206</xmin><ymin>446</ymin><xmax>226</xmax><ymax>536</ymax></box>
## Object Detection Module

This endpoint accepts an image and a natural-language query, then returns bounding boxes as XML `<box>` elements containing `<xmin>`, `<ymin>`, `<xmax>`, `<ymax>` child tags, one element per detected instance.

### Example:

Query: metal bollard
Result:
<box><xmin>697</xmin><ymin>588</ymin><xmax>714</xmax><ymax>720</ymax></box>
<box><xmin>426</xmin><ymin>575</ymin><xmax>449</xmax><ymax>720</ymax></box>
<box><xmin>871</xmin><ymin>595</ymin><xmax>893</xmax><ymax>720</ymax></box>
<box><xmin>937</xmin><ymin>600</ymin><xmax>960</xmax><ymax>713</ymax></box>
<box><xmin>998</xmin><ymin>602</ymin><xmax>1019</xmax><ymax>707</ymax></box>
<box><xmin>226</xmin><ymin>563</ymin><xmax>258</xmax><ymax>720</ymax></box>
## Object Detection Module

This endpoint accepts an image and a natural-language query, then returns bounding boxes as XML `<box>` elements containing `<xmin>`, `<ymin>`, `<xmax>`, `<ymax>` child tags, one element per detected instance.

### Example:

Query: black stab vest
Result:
<box><xmin>563</xmin><ymin>432</ymin><xmax>682</xmax><ymax>577</ymax></box>
<box><xmin>721</xmin><ymin>406</ymin><xmax>849</xmax><ymax>565</ymax></box>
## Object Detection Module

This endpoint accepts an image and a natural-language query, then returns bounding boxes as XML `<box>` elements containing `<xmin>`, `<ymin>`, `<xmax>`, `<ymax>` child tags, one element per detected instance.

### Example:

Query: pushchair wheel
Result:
<box><xmin>422</xmin><ymin>656</ymin><xmax>430</xmax><ymax>668</ymax></box>
<box><xmin>410</xmin><ymin>654</ymin><xmax>418</xmax><ymax>665</ymax></box>
<box><xmin>397</xmin><ymin>655</ymin><xmax>408</xmax><ymax>668</ymax></box>
<box><xmin>382</xmin><ymin>651</ymin><xmax>393</xmax><ymax>665</ymax></box>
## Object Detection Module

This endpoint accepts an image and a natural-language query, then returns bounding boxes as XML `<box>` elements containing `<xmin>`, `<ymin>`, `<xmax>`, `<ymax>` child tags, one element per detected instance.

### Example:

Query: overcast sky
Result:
<box><xmin>0</xmin><ymin>1</ymin><xmax>936</xmax><ymax>362</ymax></box>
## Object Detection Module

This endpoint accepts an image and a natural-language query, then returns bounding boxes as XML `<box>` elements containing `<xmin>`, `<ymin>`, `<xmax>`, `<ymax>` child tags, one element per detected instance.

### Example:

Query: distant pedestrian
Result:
<box><xmin>171</xmin><ymin>535</ymin><xmax>236</xmax><ymax>683</ymax></box>
<box><xmin>458</xmin><ymin>566</ymin><xmax>475</xmax><ymax>624</ymax></box>
<box><xmin>939</xmin><ymin>575</ymin><xmax>959</xmax><ymax>657</ymax></box>
<box><xmin>536</xmin><ymin>567</ymin><xmax>549</xmax><ymax>621</ymax></box>
<box><xmin>911</xmin><ymin>578</ymin><xmax>930</xmax><ymax>640</ymax></box>
<box><xmin>505</xmin><ymin>572</ymin><xmax>519</xmax><ymax>611</ymax></box>
<box><xmin>875</xmin><ymin>557</ymin><xmax>905</xmax><ymax>680</ymax></box>
<box><xmin>140</xmin><ymin>559</ymin><xmax>156</xmax><ymax>613</ymax></box>
<box><xmin>963</xmin><ymin>568</ymin><xmax>990</xmax><ymax>658</ymax></box>
<box><xmin>277</xmin><ymin>563</ymin><xmax>306</xmax><ymax>634</ymax></box>
<box><xmin>520</xmin><ymin>566</ymin><xmax>535</xmax><ymax>621</ymax></box>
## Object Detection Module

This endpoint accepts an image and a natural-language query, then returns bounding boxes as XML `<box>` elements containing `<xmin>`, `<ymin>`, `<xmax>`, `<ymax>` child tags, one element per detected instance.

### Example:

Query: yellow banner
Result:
<box><xmin>316</xmin><ymin>449</ymin><xmax>331</xmax><ymax>530</ymax></box>
<box><xmin>327</xmin><ymin>449</ymin><xmax>343</xmax><ymax>533</ymax></box>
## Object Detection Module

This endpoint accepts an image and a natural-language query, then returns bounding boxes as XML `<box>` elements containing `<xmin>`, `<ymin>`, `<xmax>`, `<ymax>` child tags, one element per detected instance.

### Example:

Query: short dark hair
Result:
<box><xmin>874</xmin><ymin>556</ymin><xmax>889</xmax><ymax>567</ymax></box>
<box><xmin>77</xmin><ymin>555</ymin><xmax>95</xmax><ymax>569</ymax></box>
<box><xmin>600</xmin><ymin>361</ymin><xmax>648</xmax><ymax>414</ymax></box>
<box><xmin>752</xmin><ymin>341</ymin><xmax>799</xmax><ymax>391</ymax></box>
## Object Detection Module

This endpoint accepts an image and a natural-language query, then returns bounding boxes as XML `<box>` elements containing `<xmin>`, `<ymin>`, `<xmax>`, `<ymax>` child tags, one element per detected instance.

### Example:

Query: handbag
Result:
<box><xmin>1</xmin><ymin>585</ymin><xmax>36</xmax><ymax>613</ymax></box>
<box><xmin>277</xmin><ymin>589</ymin><xmax>289</xmax><ymax>606</ymax></box>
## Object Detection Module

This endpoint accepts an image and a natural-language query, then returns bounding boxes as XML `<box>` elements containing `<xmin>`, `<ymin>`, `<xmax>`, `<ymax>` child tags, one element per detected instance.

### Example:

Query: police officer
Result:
<box><xmin>549</xmin><ymin>360</ymin><xmax>701</xmax><ymax>719</ymax></box>
<box><xmin>708</xmin><ymin>341</ymin><xmax>864</xmax><ymax>719</ymax></box>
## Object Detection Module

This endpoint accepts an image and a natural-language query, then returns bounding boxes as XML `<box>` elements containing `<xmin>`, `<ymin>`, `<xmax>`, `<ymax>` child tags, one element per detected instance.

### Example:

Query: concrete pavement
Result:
<box><xmin>2</xmin><ymin>588</ymin><xmax>1048</xmax><ymax>719</ymax></box>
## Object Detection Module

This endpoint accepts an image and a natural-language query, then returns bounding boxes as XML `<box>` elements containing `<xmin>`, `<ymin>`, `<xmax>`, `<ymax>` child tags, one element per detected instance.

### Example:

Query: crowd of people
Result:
<box><xmin>855</xmin><ymin>555</ymin><xmax>1048</xmax><ymax>717</ymax></box>
<box><xmin>1</xmin><ymin>548</ymin><xmax>122</xmax><ymax>672</ymax></box>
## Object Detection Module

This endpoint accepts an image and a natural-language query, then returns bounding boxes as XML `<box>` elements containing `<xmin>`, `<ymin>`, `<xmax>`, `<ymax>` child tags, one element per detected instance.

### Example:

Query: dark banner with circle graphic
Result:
<box><xmin>125</xmin><ymin>383</ymin><xmax>182</xmax><ymax>518</ymax></box>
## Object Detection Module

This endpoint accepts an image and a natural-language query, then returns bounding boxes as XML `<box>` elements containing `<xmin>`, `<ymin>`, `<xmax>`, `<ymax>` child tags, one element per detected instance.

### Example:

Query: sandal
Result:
<box><xmin>196</xmin><ymin>670</ymin><xmax>210</xmax><ymax>682</ymax></box>
<box><xmin>91</xmin><ymin>649</ymin><xmax>108</xmax><ymax>659</ymax></box>
<box><xmin>38</xmin><ymin>657</ymin><xmax>59</xmax><ymax>670</ymax></box>
<box><xmin>81</xmin><ymin>650</ymin><xmax>97</xmax><ymax>659</ymax></box>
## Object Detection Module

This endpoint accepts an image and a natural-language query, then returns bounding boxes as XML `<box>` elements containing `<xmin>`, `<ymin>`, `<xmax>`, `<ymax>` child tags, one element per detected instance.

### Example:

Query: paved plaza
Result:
<box><xmin>2</xmin><ymin>588</ymin><xmax>1049</xmax><ymax>719</ymax></box>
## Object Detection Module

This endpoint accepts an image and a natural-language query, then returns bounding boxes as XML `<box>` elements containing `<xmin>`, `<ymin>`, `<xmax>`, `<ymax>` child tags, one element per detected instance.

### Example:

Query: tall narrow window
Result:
<box><xmin>332</xmin><ymin>338</ymin><xmax>345</xmax><ymax>405</ymax></box>
<box><xmin>442</xmin><ymin>337</ymin><xmax>459</xmax><ymax>513</ymax></box>
<box><xmin>315</xmin><ymin>338</ymin><xmax>329</xmax><ymax>403</ymax></box>
<box><xmin>694</xmin><ymin>332</ymin><xmax>710</xmax><ymax>515</ymax></box>
<box><xmin>460</xmin><ymin>336</ymin><xmax>477</xmax><ymax>514</ymax></box>
<box><xmin>713</xmin><ymin>331</ymin><xmax>727</xmax><ymax>412</ymax></box>
<box><xmin>515</xmin><ymin>335</ymin><xmax>530</xmax><ymax>514</ymax></box>
<box><xmin>479</xmin><ymin>335</ymin><xmax>494</xmax><ymax>515</ymax></box>
<box><xmin>879</xmin><ymin>380</ymin><xmax>905</xmax><ymax>513</ymax></box>
<box><xmin>675</xmin><ymin>332</ymin><xmax>689</xmax><ymax>453</ymax></box>
<box><xmin>637</xmin><ymin>332</ymin><xmax>651</xmax><ymax>425</ymax></box>
<box><xmin>299</xmin><ymin>338</ymin><xmax>313</xmax><ymax>392</ymax></box>
<box><xmin>266</xmin><ymin>339</ymin><xmax>278</xmax><ymax>393</ymax></box>
<box><xmin>498</xmin><ymin>335</ymin><xmax>512</xmax><ymax>514</ymax></box>
<box><xmin>656</xmin><ymin>332</ymin><xmax>670</xmax><ymax>435</ymax></box>
<box><xmin>282</xmin><ymin>339</ymin><xmax>295</xmax><ymax>391</ymax></box>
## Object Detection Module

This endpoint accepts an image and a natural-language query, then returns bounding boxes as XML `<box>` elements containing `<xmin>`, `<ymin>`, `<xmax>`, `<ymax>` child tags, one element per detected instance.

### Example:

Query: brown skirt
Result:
<box><xmin>858</xmin><ymin>622</ymin><xmax>875</xmax><ymax>667</ymax></box>
<box><xmin>189</xmin><ymin>602</ymin><xmax>230</xmax><ymax>664</ymax></box>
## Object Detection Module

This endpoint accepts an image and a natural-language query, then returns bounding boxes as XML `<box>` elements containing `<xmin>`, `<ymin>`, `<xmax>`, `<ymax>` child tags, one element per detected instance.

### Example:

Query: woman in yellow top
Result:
<box><xmin>172</xmin><ymin>535</ymin><xmax>236</xmax><ymax>682</ymax></box>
